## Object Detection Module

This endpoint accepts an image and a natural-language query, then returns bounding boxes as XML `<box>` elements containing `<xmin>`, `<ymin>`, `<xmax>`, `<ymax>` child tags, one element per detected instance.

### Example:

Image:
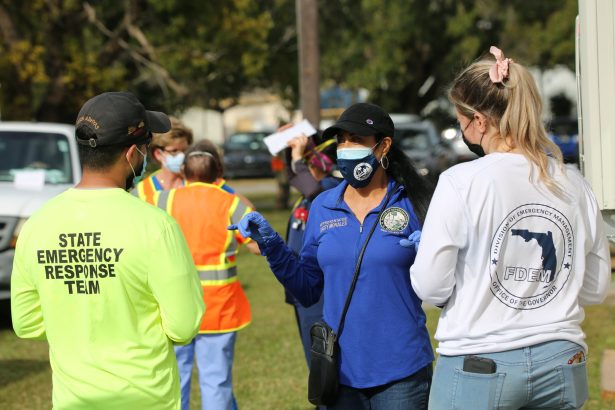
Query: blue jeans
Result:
<box><xmin>429</xmin><ymin>340</ymin><xmax>588</xmax><ymax>410</ymax></box>
<box><xmin>293</xmin><ymin>294</ymin><xmax>325</xmax><ymax>367</ymax></box>
<box><xmin>329</xmin><ymin>364</ymin><xmax>432</xmax><ymax>410</ymax></box>
<box><xmin>174</xmin><ymin>332</ymin><xmax>239</xmax><ymax>410</ymax></box>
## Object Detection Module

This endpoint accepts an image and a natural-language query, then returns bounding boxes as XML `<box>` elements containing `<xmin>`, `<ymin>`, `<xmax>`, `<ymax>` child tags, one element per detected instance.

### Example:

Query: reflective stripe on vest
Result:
<box><xmin>156</xmin><ymin>189</ymin><xmax>177</xmax><ymax>215</ymax></box>
<box><xmin>197</xmin><ymin>268</ymin><xmax>237</xmax><ymax>286</ymax></box>
<box><xmin>156</xmin><ymin>183</ymin><xmax>252</xmax><ymax>332</ymax></box>
<box><xmin>226</xmin><ymin>196</ymin><xmax>250</xmax><ymax>248</ymax></box>
<box><xmin>134</xmin><ymin>174</ymin><xmax>158</xmax><ymax>205</ymax></box>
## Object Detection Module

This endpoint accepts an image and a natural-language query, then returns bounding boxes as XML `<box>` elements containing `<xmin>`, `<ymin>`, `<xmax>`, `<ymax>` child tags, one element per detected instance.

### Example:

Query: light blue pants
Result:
<box><xmin>174</xmin><ymin>332</ymin><xmax>238</xmax><ymax>410</ymax></box>
<box><xmin>428</xmin><ymin>340</ymin><xmax>588</xmax><ymax>410</ymax></box>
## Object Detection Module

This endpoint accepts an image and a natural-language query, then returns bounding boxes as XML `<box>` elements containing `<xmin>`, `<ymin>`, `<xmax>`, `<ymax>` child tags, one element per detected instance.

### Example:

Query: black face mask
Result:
<box><xmin>459</xmin><ymin>118</ymin><xmax>486</xmax><ymax>158</ymax></box>
<box><xmin>462</xmin><ymin>135</ymin><xmax>486</xmax><ymax>157</ymax></box>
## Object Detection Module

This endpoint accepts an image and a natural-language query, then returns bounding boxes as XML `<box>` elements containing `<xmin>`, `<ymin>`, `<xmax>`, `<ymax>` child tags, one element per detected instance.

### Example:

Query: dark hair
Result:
<box><xmin>183</xmin><ymin>152</ymin><xmax>218</xmax><ymax>183</ymax></box>
<box><xmin>319</xmin><ymin>140</ymin><xmax>337</xmax><ymax>163</ymax></box>
<box><xmin>377</xmin><ymin>134</ymin><xmax>433</xmax><ymax>225</ymax></box>
<box><xmin>76</xmin><ymin>125</ymin><xmax>126</xmax><ymax>170</ymax></box>
<box><xmin>185</xmin><ymin>139</ymin><xmax>224</xmax><ymax>178</ymax></box>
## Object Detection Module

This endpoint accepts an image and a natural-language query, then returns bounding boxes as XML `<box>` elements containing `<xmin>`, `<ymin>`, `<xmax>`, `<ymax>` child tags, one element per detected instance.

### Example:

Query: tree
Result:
<box><xmin>317</xmin><ymin>0</ymin><xmax>577</xmax><ymax>114</ymax></box>
<box><xmin>497</xmin><ymin>0</ymin><xmax>577</xmax><ymax>70</ymax></box>
<box><xmin>0</xmin><ymin>0</ymin><xmax>578</xmax><ymax>122</ymax></box>
<box><xmin>0</xmin><ymin>0</ymin><xmax>275</xmax><ymax>121</ymax></box>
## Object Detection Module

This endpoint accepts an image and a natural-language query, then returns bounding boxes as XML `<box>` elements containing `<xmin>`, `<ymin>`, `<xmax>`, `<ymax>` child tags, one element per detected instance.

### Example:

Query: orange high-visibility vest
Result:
<box><xmin>134</xmin><ymin>172</ymin><xmax>228</xmax><ymax>205</ymax></box>
<box><xmin>156</xmin><ymin>182</ymin><xmax>252</xmax><ymax>333</ymax></box>
<box><xmin>215</xmin><ymin>178</ymin><xmax>231</xmax><ymax>190</ymax></box>
<box><xmin>132</xmin><ymin>171</ymin><xmax>162</xmax><ymax>205</ymax></box>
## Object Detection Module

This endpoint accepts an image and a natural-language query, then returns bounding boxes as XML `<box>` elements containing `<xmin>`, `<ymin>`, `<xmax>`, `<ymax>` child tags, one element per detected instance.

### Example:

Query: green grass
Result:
<box><xmin>1</xmin><ymin>195</ymin><xmax>615</xmax><ymax>409</ymax></box>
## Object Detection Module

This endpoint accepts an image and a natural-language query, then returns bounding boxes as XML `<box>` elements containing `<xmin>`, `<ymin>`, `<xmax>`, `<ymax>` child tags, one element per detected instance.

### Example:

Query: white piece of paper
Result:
<box><xmin>263</xmin><ymin>120</ymin><xmax>317</xmax><ymax>155</ymax></box>
<box><xmin>13</xmin><ymin>170</ymin><xmax>46</xmax><ymax>191</ymax></box>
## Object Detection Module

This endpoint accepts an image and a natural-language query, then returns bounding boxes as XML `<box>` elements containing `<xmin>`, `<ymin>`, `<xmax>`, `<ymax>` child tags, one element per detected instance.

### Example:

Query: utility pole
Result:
<box><xmin>296</xmin><ymin>0</ymin><xmax>320</xmax><ymax>127</ymax></box>
<box><xmin>274</xmin><ymin>0</ymin><xmax>320</xmax><ymax>210</ymax></box>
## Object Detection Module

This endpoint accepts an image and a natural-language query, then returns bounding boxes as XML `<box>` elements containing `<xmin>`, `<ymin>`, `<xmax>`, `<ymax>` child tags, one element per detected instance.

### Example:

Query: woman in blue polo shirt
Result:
<box><xmin>231</xmin><ymin>103</ymin><xmax>434</xmax><ymax>409</ymax></box>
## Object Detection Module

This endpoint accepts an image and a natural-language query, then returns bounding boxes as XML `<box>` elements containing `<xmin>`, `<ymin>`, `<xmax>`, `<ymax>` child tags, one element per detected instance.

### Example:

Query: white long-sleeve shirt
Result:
<box><xmin>410</xmin><ymin>153</ymin><xmax>611</xmax><ymax>355</ymax></box>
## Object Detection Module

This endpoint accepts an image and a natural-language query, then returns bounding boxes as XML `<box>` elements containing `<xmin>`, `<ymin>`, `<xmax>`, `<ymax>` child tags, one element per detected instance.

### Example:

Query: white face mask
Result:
<box><xmin>336</xmin><ymin>143</ymin><xmax>378</xmax><ymax>160</ymax></box>
<box><xmin>164</xmin><ymin>152</ymin><xmax>185</xmax><ymax>174</ymax></box>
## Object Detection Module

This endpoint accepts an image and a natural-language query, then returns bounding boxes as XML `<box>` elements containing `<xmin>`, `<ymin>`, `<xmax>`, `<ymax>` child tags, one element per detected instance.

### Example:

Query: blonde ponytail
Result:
<box><xmin>449</xmin><ymin>51</ymin><xmax>564</xmax><ymax>197</ymax></box>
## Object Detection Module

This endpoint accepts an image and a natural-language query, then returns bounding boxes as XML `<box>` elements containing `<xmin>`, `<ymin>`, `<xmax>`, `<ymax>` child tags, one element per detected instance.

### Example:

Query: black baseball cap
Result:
<box><xmin>75</xmin><ymin>91</ymin><xmax>171</xmax><ymax>148</ymax></box>
<box><xmin>322</xmin><ymin>102</ymin><xmax>395</xmax><ymax>140</ymax></box>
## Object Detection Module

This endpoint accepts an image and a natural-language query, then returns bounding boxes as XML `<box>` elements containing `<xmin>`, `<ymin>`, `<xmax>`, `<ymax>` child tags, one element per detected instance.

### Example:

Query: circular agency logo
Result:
<box><xmin>380</xmin><ymin>207</ymin><xmax>409</xmax><ymax>232</ymax></box>
<box><xmin>353</xmin><ymin>162</ymin><xmax>373</xmax><ymax>181</ymax></box>
<box><xmin>489</xmin><ymin>203</ymin><xmax>574</xmax><ymax>310</ymax></box>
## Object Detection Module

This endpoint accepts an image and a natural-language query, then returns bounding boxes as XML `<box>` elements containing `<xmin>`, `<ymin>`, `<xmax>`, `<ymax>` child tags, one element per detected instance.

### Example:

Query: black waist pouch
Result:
<box><xmin>308</xmin><ymin>321</ymin><xmax>339</xmax><ymax>406</ymax></box>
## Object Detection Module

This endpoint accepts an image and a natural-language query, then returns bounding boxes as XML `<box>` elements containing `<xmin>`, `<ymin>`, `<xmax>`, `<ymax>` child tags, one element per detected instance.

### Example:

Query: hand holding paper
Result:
<box><xmin>263</xmin><ymin>120</ymin><xmax>317</xmax><ymax>155</ymax></box>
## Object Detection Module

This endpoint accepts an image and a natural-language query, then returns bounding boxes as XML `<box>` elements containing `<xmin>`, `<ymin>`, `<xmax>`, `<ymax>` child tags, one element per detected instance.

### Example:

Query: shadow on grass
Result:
<box><xmin>0</xmin><ymin>359</ymin><xmax>49</xmax><ymax>387</ymax></box>
<box><xmin>0</xmin><ymin>300</ymin><xmax>12</xmax><ymax>329</ymax></box>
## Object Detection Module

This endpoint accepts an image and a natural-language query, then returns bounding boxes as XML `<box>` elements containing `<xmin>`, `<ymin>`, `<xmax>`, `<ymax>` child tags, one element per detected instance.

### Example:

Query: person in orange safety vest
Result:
<box><xmin>132</xmin><ymin>116</ymin><xmax>192</xmax><ymax>204</ymax></box>
<box><xmin>155</xmin><ymin>149</ymin><xmax>259</xmax><ymax>410</ymax></box>
<box><xmin>133</xmin><ymin>120</ymin><xmax>253</xmax><ymax>210</ymax></box>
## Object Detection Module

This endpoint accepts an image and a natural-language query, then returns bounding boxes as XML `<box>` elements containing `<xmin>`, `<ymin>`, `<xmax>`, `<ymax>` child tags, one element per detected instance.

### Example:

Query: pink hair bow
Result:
<box><xmin>489</xmin><ymin>46</ymin><xmax>513</xmax><ymax>84</ymax></box>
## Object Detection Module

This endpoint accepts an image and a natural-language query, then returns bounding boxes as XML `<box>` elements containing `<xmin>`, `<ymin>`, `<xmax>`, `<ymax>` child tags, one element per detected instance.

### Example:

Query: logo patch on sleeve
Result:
<box><xmin>379</xmin><ymin>207</ymin><xmax>409</xmax><ymax>232</ymax></box>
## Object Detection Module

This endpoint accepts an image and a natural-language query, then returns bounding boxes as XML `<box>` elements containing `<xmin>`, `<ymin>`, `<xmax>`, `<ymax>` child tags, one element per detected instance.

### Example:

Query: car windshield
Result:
<box><xmin>395</xmin><ymin>128</ymin><xmax>432</xmax><ymax>151</ymax></box>
<box><xmin>0</xmin><ymin>131</ymin><xmax>73</xmax><ymax>184</ymax></box>
<box><xmin>225</xmin><ymin>133</ymin><xmax>268</xmax><ymax>151</ymax></box>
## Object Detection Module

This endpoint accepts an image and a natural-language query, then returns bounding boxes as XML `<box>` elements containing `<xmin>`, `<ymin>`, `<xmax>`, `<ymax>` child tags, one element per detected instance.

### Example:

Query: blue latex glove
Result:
<box><xmin>228</xmin><ymin>211</ymin><xmax>278</xmax><ymax>248</ymax></box>
<box><xmin>399</xmin><ymin>230</ymin><xmax>421</xmax><ymax>250</ymax></box>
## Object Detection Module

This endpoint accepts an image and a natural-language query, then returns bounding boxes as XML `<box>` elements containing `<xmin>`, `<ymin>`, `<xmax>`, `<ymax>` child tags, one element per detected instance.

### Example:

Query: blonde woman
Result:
<box><xmin>410</xmin><ymin>47</ymin><xmax>611</xmax><ymax>409</ymax></box>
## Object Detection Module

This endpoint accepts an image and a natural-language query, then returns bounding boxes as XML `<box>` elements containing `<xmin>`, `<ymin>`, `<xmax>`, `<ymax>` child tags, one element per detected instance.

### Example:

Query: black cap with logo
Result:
<box><xmin>75</xmin><ymin>91</ymin><xmax>171</xmax><ymax>148</ymax></box>
<box><xmin>322</xmin><ymin>102</ymin><xmax>394</xmax><ymax>140</ymax></box>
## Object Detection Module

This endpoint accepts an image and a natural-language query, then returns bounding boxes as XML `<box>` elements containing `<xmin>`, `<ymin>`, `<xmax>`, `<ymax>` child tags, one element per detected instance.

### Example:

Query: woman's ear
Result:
<box><xmin>474</xmin><ymin>112</ymin><xmax>490</xmax><ymax>134</ymax></box>
<box><xmin>152</xmin><ymin>147</ymin><xmax>164</xmax><ymax>163</ymax></box>
<box><xmin>381</xmin><ymin>136</ymin><xmax>393</xmax><ymax>156</ymax></box>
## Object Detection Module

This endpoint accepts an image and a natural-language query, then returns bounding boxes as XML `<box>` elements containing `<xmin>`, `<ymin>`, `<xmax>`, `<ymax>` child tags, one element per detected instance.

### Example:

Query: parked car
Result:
<box><xmin>393</xmin><ymin>118</ymin><xmax>458</xmax><ymax>181</ymax></box>
<box><xmin>0</xmin><ymin>122</ymin><xmax>81</xmax><ymax>300</ymax></box>
<box><xmin>546</xmin><ymin>118</ymin><xmax>578</xmax><ymax>163</ymax></box>
<box><xmin>222</xmin><ymin>131</ymin><xmax>274</xmax><ymax>179</ymax></box>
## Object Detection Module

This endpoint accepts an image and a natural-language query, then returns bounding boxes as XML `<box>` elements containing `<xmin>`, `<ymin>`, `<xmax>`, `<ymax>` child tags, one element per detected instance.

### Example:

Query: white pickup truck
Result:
<box><xmin>0</xmin><ymin>122</ymin><xmax>80</xmax><ymax>300</ymax></box>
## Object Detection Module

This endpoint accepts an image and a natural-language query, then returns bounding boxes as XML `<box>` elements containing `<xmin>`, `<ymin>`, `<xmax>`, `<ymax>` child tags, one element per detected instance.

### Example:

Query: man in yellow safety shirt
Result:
<box><xmin>155</xmin><ymin>149</ymin><xmax>258</xmax><ymax>410</ymax></box>
<box><xmin>10</xmin><ymin>91</ymin><xmax>205</xmax><ymax>410</ymax></box>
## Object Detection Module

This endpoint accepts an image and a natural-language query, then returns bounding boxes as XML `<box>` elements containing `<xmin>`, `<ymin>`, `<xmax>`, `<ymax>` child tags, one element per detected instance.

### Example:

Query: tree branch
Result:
<box><xmin>124</xmin><ymin>0</ymin><xmax>156</xmax><ymax>59</ymax></box>
<box><xmin>82</xmin><ymin>2</ymin><xmax>188</xmax><ymax>97</ymax></box>
<box><xmin>0</xmin><ymin>3</ymin><xmax>20</xmax><ymax>47</ymax></box>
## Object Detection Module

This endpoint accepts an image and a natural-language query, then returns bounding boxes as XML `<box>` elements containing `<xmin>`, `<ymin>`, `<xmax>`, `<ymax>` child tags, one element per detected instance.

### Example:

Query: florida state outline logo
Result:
<box><xmin>489</xmin><ymin>203</ymin><xmax>574</xmax><ymax>310</ymax></box>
